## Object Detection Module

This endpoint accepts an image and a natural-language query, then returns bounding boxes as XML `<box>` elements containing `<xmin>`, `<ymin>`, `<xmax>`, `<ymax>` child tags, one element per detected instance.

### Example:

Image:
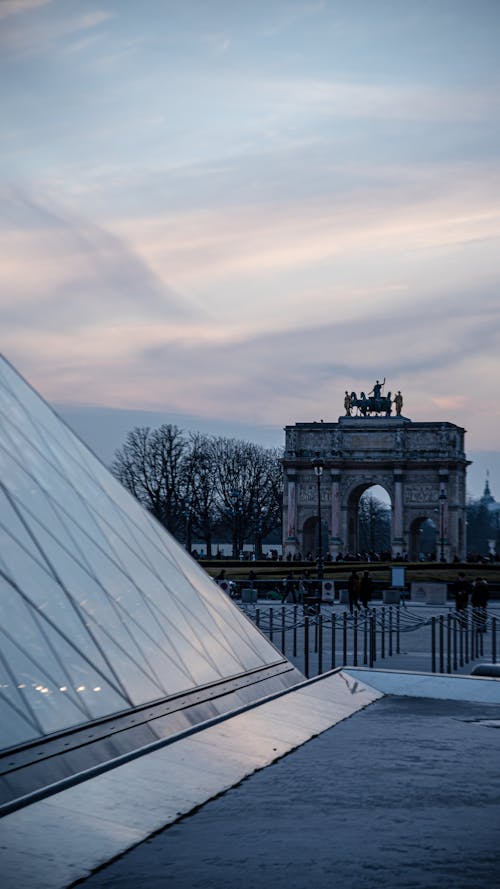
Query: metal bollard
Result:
<box><xmin>293</xmin><ymin>605</ymin><xmax>298</xmax><ymax>657</ymax></box>
<box><xmin>269</xmin><ymin>607</ymin><xmax>274</xmax><ymax>644</ymax></box>
<box><xmin>396</xmin><ymin>607</ymin><xmax>400</xmax><ymax>655</ymax></box>
<box><xmin>431</xmin><ymin>616</ymin><xmax>436</xmax><ymax>673</ymax></box>
<box><xmin>447</xmin><ymin>613</ymin><xmax>451</xmax><ymax>673</ymax></box>
<box><xmin>304</xmin><ymin>616</ymin><xmax>310</xmax><ymax>678</ymax></box>
<box><xmin>343</xmin><ymin>611</ymin><xmax>347</xmax><ymax>665</ymax></box>
<box><xmin>459</xmin><ymin>616</ymin><xmax>464</xmax><ymax>668</ymax></box>
<box><xmin>439</xmin><ymin>613</ymin><xmax>451</xmax><ymax>673</ymax></box>
<box><xmin>388</xmin><ymin>607</ymin><xmax>393</xmax><ymax>657</ymax></box>
<box><xmin>381</xmin><ymin>607</ymin><xmax>385</xmax><ymax>659</ymax></box>
<box><xmin>331</xmin><ymin>612</ymin><xmax>336</xmax><ymax>669</ymax></box>
<box><xmin>281</xmin><ymin>606</ymin><xmax>286</xmax><ymax>654</ymax></box>
<box><xmin>492</xmin><ymin>616</ymin><xmax>497</xmax><ymax>664</ymax></box>
<box><xmin>363</xmin><ymin>610</ymin><xmax>368</xmax><ymax>664</ymax></box>
<box><xmin>372</xmin><ymin>609</ymin><xmax>377</xmax><ymax>662</ymax></box>
<box><xmin>314</xmin><ymin>613</ymin><xmax>319</xmax><ymax>653</ymax></box>
<box><xmin>453</xmin><ymin>615</ymin><xmax>458</xmax><ymax>671</ymax></box>
<box><xmin>353</xmin><ymin>611</ymin><xmax>358</xmax><ymax>666</ymax></box>
<box><xmin>318</xmin><ymin>614</ymin><xmax>323</xmax><ymax>675</ymax></box>
<box><xmin>464</xmin><ymin>609</ymin><xmax>469</xmax><ymax>664</ymax></box>
<box><xmin>256</xmin><ymin>608</ymin><xmax>260</xmax><ymax>629</ymax></box>
<box><xmin>369</xmin><ymin>612</ymin><xmax>374</xmax><ymax>668</ymax></box>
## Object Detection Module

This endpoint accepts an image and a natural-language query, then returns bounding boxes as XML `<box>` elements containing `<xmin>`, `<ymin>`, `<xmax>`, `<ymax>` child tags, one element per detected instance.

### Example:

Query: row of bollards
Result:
<box><xmin>252</xmin><ymin>604</ymin><xmax>496</xmax><ymax>678</ymax></box>
<box><xmin>431</xmin><ymin>611</ymin><xmax>497</xmax><ymax>674</ymax></box>
<box><xmin>254</xmin><ymin>605</ymin><xmax>402</xmax><ymax>678</ymax></box>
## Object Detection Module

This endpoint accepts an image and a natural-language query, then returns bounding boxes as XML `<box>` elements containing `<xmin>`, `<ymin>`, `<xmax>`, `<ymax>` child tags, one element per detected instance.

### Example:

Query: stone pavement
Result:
<box><xmin>80</xmin><ymin>694</ymin><xmax>500</xmax><ymax>889</ymax></box>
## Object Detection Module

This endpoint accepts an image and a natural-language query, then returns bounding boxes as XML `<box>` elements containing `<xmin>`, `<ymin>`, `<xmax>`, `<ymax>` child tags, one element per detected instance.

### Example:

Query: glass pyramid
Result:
<box><xmin>0</xmin><ymin>356</ymin><xmax>292</xmax><ymax>756</ymax></box>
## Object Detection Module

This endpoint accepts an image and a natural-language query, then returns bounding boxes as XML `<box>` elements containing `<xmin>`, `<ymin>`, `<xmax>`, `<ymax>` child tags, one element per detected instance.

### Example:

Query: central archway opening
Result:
<box><xmin>348</xmin><ymin>484</ymin><xmax>392</xmax><ymax>559</ymax></box>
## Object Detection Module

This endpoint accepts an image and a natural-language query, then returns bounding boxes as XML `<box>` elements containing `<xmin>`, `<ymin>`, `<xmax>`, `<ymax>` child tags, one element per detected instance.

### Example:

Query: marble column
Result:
<box><xmin>330</xmin><ymin>471</ymin><xmax>342</xmax><ymax>557</ymax></box>
<box><xmin>439</xmin><ymin>470</ymin><xmax>450</xmax><ymax>561</ymax></box>
<box><xmin>392</xmin><ymin>470</ymin><xmax>405</xmax><ymax>556</ymax></box>
<box><xmin>284</xmin><ymin>474</ymin><xmax>298</xmax><ymax>557</ymax></box>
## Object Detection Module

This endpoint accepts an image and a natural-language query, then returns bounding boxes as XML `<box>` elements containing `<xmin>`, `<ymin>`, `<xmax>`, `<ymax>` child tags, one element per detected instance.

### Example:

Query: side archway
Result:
<box><xmin>302</xmin><ymin>515</ymin><xmax>329</xmax><ymax>560</ymax></box>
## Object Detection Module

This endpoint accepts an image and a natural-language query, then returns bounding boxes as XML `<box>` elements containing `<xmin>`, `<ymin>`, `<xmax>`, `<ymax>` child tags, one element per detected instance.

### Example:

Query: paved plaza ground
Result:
<box><xmin>70</xmin><ymin>601</ymin><xmax>500</xmax><ymax>889</ymax></box>
<box><xmin>79</xmin><ymin>694</ymin><xmax>500</xmax><ymax>889</ymax></box>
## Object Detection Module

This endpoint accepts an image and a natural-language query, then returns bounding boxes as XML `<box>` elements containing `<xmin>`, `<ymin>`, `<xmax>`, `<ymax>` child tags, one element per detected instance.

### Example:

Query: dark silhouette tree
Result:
<box><xmin>112</xmin><ymin>424</ymin><xmax>188</xmax><ymax>536</ymax></box>
<box><xmin>113</xmin><ymin>426</ymin><xmax>283</xmax><ymax>556</ymax></box>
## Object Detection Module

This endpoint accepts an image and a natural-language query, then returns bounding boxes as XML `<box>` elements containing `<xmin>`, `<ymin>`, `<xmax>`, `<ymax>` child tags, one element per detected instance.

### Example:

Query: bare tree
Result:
<box><xmin>112</xmin><ymin>424</ymin><xmax>188</xmax><ymax>535</ymax></box>
<box><xmin>208</xmin><ymin>438</ymin><xmax>283</xmax><ymax>557</ymax></box>
<box><xmin>182</xmin><ymin>433</ymin><xmax>218</xmax><ymax>556</ymax></box>
<box><xmin>113</xmin><ymin>427</ymin><xmax>283</xmax><ymax>556</ymax></box>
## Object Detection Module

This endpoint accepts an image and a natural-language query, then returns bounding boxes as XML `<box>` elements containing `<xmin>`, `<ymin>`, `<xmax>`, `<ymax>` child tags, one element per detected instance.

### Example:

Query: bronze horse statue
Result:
<box><xmin>350</xmin><ymin>390</ymin><xmax>392</xmax><ymax>416</ymax></box>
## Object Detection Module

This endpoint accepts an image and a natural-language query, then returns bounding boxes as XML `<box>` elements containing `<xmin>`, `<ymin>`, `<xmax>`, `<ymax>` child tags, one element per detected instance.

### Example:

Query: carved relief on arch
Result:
<box><xmin>404</xmin><ymin>484</ymin><xmax>440</xmax><ymax>505</ymax></box>
<box><xmin>298</xmin><ymin>480</ymin><xmax>331</xmax><ymax>504</ymax></box>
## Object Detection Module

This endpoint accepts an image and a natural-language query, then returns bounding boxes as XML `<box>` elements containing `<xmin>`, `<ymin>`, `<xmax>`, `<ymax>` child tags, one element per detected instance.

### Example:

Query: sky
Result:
<box><xmin>1</xmin><ymin>0</ymin><xmax>500</xmax><ymax>496</ymax></box>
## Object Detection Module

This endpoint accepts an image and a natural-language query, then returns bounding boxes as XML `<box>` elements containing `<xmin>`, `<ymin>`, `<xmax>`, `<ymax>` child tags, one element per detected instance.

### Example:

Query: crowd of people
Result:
<box><xmin>286</xmin><ymin>550</ymin><xmax>404</xmax><ymax>563</ymax></box>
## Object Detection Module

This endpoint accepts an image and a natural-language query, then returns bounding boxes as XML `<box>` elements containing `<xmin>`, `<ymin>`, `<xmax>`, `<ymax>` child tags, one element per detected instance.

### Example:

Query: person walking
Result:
<box><xmin>347</xmin><ymin>569</ymin><xmax>361</xmax><ymax>614</ymax></box>
<box><xmin>471</xmin><ymin>576</ymin><xmax>489</xmax><ymax>632</ymax></box>
<box><xmin>453</xmin><ymin>571</ymin><xmax>471</xmax><ymax>613</ymax></box>
<box><xmin>359</xmin><ymin>571</ymin><xmax>373</xmax><ymax>609</ymax></box>
<box><xmin>298</xmin><ymin>569</ymin><xmax>312</xmax><ymax>604</ymax></box>
<box><xmin>281</xmin><ymin>573</ymin><xmax>296</xmax><ymax>604</ymax></box>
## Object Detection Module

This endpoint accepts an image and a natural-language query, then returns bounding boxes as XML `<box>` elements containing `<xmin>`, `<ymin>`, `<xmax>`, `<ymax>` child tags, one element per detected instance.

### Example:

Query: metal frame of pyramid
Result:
<box><xmin>0</xmin><ymin>356</ymin><xmax>302</xmax><ymax>814</ymax></box>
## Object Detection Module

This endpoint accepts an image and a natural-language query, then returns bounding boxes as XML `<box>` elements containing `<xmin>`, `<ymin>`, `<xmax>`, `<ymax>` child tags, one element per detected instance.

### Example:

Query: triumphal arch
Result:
<box><xmin>282</xmin><ymin>383</ymin><xmax>469</xmax><ymax>561</ymax></box>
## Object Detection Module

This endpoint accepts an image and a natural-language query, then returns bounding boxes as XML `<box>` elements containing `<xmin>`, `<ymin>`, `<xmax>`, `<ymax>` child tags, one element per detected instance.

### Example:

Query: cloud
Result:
<box><xmin>0</xmin><ymin>187</ymin><xmax>193</xmax><ymax>333</ymax></box>
<box><xmin>109</xmin><ymin>159</ymin><xmax>500</xmax><ymax>337</ymax></box>
<box><xmin>0</xmin><ymin>4</ymin><xmax>112</xmax><ymax>57</ymax></box>
<box><xmin>0</xmin><ymin>0</ymin><xmax>53</xmax><ymax>19</ymax></box>
<box><xmin>262</xmin><ymin>1</ymin><xmax>327</xmax><ymax>37</ymax></box>
<box><xmin>431</xmin><ymin>396</ymin><xmax>468</xmax><ymax>411</ymax></box>
<box><xmin>32</xmin><ymin>281</ymin><xmax>493</xmax><ymax>425</ymax></box>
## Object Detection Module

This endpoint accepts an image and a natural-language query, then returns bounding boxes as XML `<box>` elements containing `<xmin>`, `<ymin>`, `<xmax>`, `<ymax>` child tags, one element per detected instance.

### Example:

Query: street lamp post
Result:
<box><xmin>312</xmin><ymin>452</ymin><xmax>324</xmax><ymax>581</ymax></box>
<box><xmin>439</xmin><ymin>489</ymin><xmax>447</xmax><ymax>562</ymax></box>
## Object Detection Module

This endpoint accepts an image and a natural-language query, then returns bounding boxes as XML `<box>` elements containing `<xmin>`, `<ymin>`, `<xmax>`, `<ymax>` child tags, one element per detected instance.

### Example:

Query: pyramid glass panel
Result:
<box><xmin>0</xmin><ymin>356</ymin><xmax>291</xmax><ymax>757</ymax></box>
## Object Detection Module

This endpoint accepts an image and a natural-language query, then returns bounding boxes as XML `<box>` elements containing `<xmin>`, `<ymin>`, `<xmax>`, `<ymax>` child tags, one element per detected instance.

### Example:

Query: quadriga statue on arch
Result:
<box><xmin>346</xmin><ymin>378</ymin><xmax>399</xmax><ymax>417</ymax></box>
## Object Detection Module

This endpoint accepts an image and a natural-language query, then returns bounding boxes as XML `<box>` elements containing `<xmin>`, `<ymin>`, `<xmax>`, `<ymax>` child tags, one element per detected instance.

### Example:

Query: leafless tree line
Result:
<box><xmin>112</xmin><ymin>425</ymin><xmax>283</xmax><ymax>557</ymax></box>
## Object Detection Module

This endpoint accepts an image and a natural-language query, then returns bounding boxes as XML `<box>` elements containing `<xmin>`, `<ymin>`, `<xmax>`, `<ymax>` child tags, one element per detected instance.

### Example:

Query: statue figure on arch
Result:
<box><xmin>394</xmin><ymin>390</ymin><xmax>403</xmax><ymax>416</ymax></box>
<box><xmin>369</xmin><ymin>378</ymin><xmax>386</xmax><ymax>401</ymax></box>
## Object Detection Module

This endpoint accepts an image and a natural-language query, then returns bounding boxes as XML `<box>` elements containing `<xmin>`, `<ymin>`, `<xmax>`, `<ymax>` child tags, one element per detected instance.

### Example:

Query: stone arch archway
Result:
<box><xmin>302</xmin><ymin>515</ymin><xmax>328</xmax><ymax>559</ymax></box>
<box><xmin>345</xmin><ymin>482</ymin><xmax>392</xmax><ymax>556</ymax></box>
<box><xmin>283</xmin><ymin>415</ymin><xmax>469</xmax><ymax>561</ymax></box>
<box><xmin>302</xmin><ymin>515</ymin><xmax>317</xmax><ymax>559</ymax></box>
